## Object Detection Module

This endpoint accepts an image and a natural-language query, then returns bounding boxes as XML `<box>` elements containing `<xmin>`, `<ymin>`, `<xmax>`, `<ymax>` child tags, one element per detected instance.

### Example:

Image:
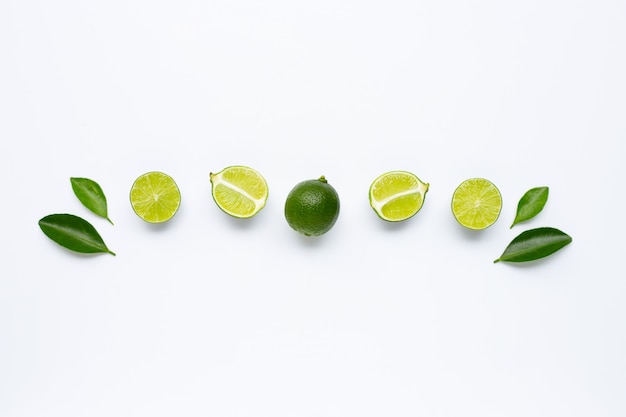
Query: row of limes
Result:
<box><xmin>129</xmin><ymin>167</ymin><xmax>503</xmax><ymax>235</ymax></box>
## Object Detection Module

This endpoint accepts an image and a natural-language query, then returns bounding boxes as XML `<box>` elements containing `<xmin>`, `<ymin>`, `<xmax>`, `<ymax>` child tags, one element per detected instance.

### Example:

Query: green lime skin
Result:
<box><xmin>284</xmin><ymin>176</ymin><xmax>340</xmax><ymax>236</ymax></box>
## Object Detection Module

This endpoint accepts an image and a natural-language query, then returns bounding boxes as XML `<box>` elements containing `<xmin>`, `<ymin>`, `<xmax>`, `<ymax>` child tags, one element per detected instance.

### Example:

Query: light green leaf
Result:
<box><xmin>70</xmin><ymin>177</ymin><xmax>113</xmax><ymax>224</ymax></box>
<box><xmin>511</xmin><ymin>186</ymin><xmax>549</xmax><ymax>228</ymax></box>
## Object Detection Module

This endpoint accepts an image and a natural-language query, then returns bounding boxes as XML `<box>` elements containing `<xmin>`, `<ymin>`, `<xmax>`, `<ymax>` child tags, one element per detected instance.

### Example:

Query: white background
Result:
<box><xmin>1</xmin><ymin>0</ymin><xmax>625</xmax><ymax>416</ymax></box>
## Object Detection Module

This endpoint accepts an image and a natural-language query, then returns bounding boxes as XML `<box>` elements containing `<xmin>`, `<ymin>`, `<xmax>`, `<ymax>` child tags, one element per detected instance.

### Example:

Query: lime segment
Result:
<box><xmin>369</xmin><ymin>171</ymin><xmax>429</xmax><ymax>222</ymax></box>
<box><xmin>209</xmin><ymin>166</ymin><xmax>268</xmax><ymax>218</ymax></box>
<box><xmin>451</xmin><ymin>178</ymin><xmax>502</xmax><ymax>230</ymax></box>
<box><xmin>130</xmin><ymin>171</ymin><xmax>181</xmax><ymax>223</ymax></box>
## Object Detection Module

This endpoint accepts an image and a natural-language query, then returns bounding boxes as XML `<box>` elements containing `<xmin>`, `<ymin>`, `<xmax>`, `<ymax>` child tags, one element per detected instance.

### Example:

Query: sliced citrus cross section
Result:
<box><xmin>130</xmin><ymin>171</ymin><xmax>181</xmax><ymax>223</ymax></box>
<box><xmin>369</xmin><ymin>171</ymin><xmax>429</xmax><ymax>222</ymax></box>
<box><xmin>209</xmin><ymin>166</ymin><xmax>268</xmax><ymax>218</ymax></box>
<box><xmin>451</xmin><ymin>178</ymin><xmax>502</xmax><ymax>230</ymax></box>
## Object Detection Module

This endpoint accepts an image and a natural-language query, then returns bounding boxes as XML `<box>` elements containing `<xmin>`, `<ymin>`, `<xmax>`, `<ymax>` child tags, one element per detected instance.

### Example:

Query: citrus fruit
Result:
<box><xmin>129</xmin><ymin>171</ymin><xmax>181</xmax><ymax>223</ymax></box>
<box><xmin>369</xmin><ymin>170</ymin><xmax>429</xmax><ymax>222</ymax></box>
<box><xmin>451</xmin><ymin>178</ymin><xmax>502</xmax><ymax>230</ymax></box>
<box><xmin>209</xmin><ymin>166</ymin><xmax>268</xmax><ymax>218</ymax></box>
<box><xmin>284</xmin><ymin>176</ymin><xmax>340</xmax><ymax>236</ymax></box>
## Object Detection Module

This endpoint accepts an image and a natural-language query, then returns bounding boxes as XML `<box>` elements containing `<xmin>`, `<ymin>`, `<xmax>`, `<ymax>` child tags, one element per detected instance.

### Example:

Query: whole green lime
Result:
<box><xmin>284</xmin><ymin>176</ymin><xmax>340</xmax><ymax>236</ymax></box>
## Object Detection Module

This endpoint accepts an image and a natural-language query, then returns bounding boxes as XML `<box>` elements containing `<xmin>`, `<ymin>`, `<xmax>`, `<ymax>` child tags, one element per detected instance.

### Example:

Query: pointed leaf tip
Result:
<box><xmin>39</xmin><ymin>213</ymin><xmax>115</xmax><ymax>256</ymax></box>
<box><xmin>511</xmin><ymin>186</ymin><xmax>549</xmax><ymax>228</ymax></box>
<box><xmin>70</xmin><ymin>177</ymin><xmax>113</xmax><ymax>224</ymax></box>
<box><xmin>495</xmin><ymin>227</ymin><xmax>571</xmax><ymax>263</ymax></box>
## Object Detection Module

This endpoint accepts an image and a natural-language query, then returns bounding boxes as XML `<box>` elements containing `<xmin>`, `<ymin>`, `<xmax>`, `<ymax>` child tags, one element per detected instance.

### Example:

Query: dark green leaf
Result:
<box><xmin>39</xmin><ymin>214</ymin><xmax>115</xmax><ymax>256</ymax></box>
<box><xmin>70</xmin><ymin>177</ymin><xmax>113</xmax><ymax>224</ymax></box>
<box><xmin>511</xmin><ymin>186</ymin><xmax>549</xmax><ymax>228</ymax></box>
<box><xmin>494</xmin><ymin>227</ymin><xmax>571</xmax><ymax>263</ymax></box>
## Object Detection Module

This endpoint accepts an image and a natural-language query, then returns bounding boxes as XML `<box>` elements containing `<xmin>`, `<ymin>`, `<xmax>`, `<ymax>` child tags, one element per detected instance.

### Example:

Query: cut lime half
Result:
<box><xmin>130</xmin><ymin>171</ymin><xmax>181</xmax><ymax>223</ymax></box>
<box><xmin>369</xmin><ymin>171</ymin><xmax>429</xmax><ymax>222</ymax></box>
<box><xmin>209</xmin><ymin>166</ymin><xmax>268</xmax><ymax>218</ymax></box>
<box><xmin>451</xmin><ymin>178</ymin><xmax>502</xmax><ymax>230</ymax></box>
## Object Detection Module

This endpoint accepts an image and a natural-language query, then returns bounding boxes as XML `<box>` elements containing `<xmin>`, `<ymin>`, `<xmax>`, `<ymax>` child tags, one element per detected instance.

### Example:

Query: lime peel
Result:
<box><xmin>284</xmin><ymin>176</ymin><xmax>340</xmax><ymax>236</ymax></box>
<box><xmin>209</xmin><ymin>173</ymin><xmax>266</xmax><ymax>206</ymax></box>
<box><xmin>369</xmin><ymin>170</ymin><xmax>429</xmax><ymax>222</ymax></box>
<box><xmin>370</xmin><ymin>181</ymin><xmax>430</xmax><ymax>213</ymax></box>
<box><xmin>129</xmin><ymin>171</ymin><xmax>181</xmax><ymax>223</ymax></box>
<box><xmin>209</xmin><ymin>166</ymin><xmax>268</xmax><ymax>219</ymax></box>
<box><xmin>451</xmin><ymin>177</ymin><xmax>502</xmax><ymax>230</ymax></box>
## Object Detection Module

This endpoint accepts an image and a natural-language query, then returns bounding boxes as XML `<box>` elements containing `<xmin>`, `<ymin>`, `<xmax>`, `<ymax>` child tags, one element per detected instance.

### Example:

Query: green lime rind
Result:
<box><xmin>284</xmin><ymin>176</ymin><xmax>340</xmax><ymax>236</ymax></box>
<box><xmin>130</xmin><ymin>171</ymin><xmax>181</xmax><ymax>223</ymax></box>
<box><xmin>451</xmin><ymin>177</ymin><xmax>502</xmax><ymax>230</ymax></box>
<box><xmin>369</xmin><ymin>170</ymin><xmax>429</xmax><ymax>222</ymax></box>
<box><xmin>209</xmin><ymin>166</ymin><xmax>269</xmax><ymax>219</ymax></box>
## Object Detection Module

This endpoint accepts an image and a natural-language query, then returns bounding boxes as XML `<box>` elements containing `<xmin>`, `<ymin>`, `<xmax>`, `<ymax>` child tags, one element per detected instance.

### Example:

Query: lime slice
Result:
<box><xmin>129</xmin><ymin>171</ymin><xmax>181</xmax><ymax>223</ymax></box>
<box><xmin>369</xmin><ymin>171</ymin><xmax>429</xmax><ymax>222</ymax></box>
<box><xmin>209</xmin><ymin>166</ymin><xmax>268</xmax><ymax>218</ymax></box>
<box><xmin>451</xmin><ymin>178</ymin><xmax>502</xmax><ymax>230</ymax></box>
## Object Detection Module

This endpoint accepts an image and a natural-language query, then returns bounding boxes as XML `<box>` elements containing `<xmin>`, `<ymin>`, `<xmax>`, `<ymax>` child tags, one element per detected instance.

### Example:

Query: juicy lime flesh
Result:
<box><xmin>452</xmin><ymin>178</ymin><xmax>502</xmax><ymax>229</ymax></box>
<box><xmin>212</xmin><ymin>184</ymin><xmax>257</xmax><ymax>217</ymax></box>
<box><xmin>220</xmin><ymin>167</ymin><xmax>267</xmax><ymax>200</ymax></box>
<box><xmin>130</xmin><ymin>172</ymin><xmax>181</xmax><ymax>223</ymax></box>
<box><xmin>210</xmin><ymin>166</ymin><xmax>268</xmax><ymax>218</ymax></box>
<box><xmin>369</xmin><ymin>171</ymin><xmax>429</xmax><ymax>221</ymax></box>
<box><xmin>380</xmin><ymin>193</ymin><xmax>424</xmax><ymax>220</ymax></box>
<box><xmin>284</xmin><ymin>177</ymin><xmax>340</xmax><ymax>236</ymax></box>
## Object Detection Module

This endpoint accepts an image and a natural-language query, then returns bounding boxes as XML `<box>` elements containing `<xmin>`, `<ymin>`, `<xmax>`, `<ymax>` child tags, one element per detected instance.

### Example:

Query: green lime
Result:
<box><xmin>369</xmin><ymin>170</ymin><xmax>429</xmax><ymax>222</ymax></box>
<box><xmin>209</xmin><ymin>166</ymin><xmax>268</xmax><ymax>218</ymax></box>
<box><xmin>451</xmin><ymin>178</ymin><xmax>502</xmax><ymax>230</ymax></box>
<box><xmin>284</xmin><ymin>176</ymin><xmax>340</xmax><ymax>236</ymax></box>
<box><xmin>130</xmin><ymin>171</ymin><xmax>181</xmax><ymax>223</ymax></box>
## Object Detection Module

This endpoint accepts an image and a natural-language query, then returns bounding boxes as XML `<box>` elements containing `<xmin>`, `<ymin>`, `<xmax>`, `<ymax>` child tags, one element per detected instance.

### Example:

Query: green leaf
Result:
<box><xmin>494</xmin><ymin>227</ymin><xmax>571</xmax><ymax>263</ymax></box>
<box><xmin>511</xmin><ymin>186</ymin><xmax>549</xmax><ymax>228</ymax></box>
<box><xmin>39</xmin><ymin>214</ymin><xmax>115</xmax><ymax>256</ymax></box>
<box><xmin>70</xmin><ymin>177</ymin><xmax>113</xmax><ymax>224</ymax></box>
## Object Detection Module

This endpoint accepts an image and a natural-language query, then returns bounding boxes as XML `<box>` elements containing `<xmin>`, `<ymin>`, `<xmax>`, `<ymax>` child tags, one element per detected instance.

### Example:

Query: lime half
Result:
<box><xmin>369</xmin><ymin>171</ymin><xmax>429</xmax><ymax>222</ymax></box>
<box><xmin>209</xmin><ymin>166</ymin><xmax>268</xmax><ymax>218</ymax></box>
<box><xmin>451</xmin><ymin>178</ymin><xmax>502</xmax><ymax>230</ymax></box>
<box><xmin>130</xmin><ymin>171</ymin><xmax>181</xmax><ymax>223</ymax></box>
